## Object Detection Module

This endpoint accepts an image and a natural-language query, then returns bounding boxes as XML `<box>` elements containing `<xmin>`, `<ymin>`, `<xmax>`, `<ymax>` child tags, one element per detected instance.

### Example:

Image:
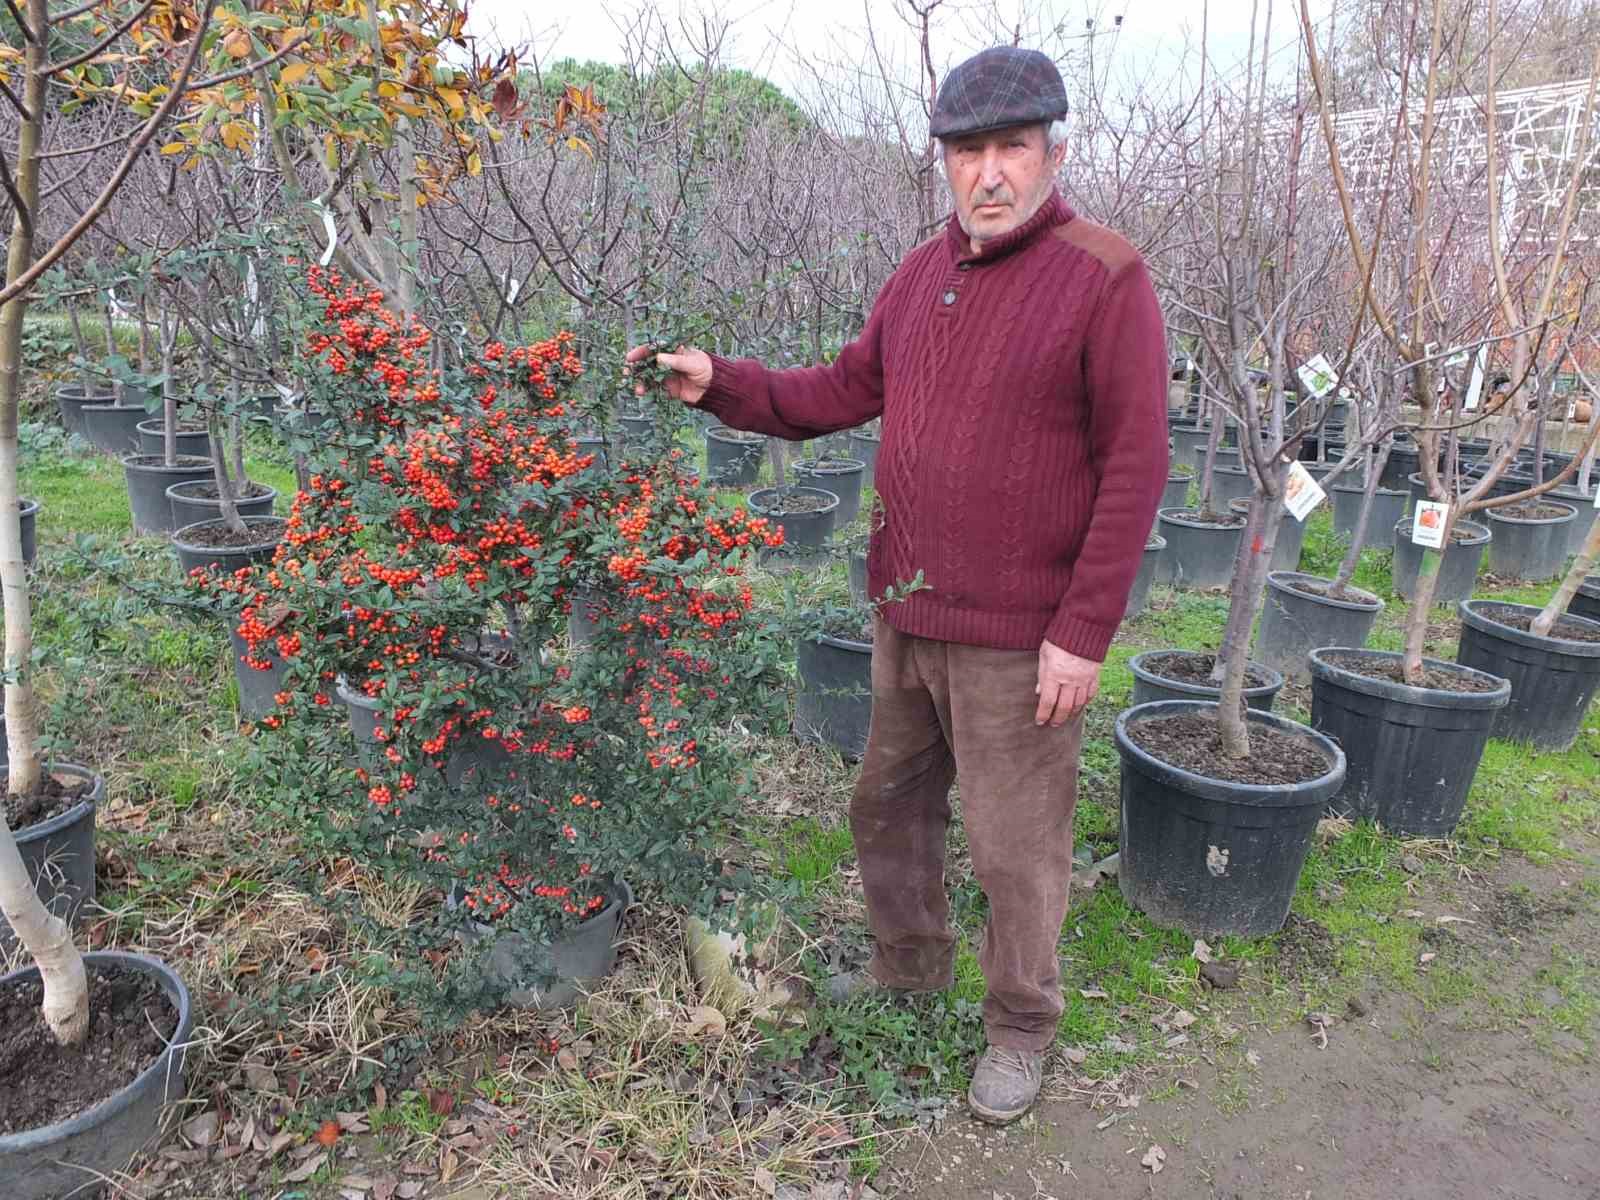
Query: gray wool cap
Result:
<box><xmin>929</xmin><ymin>46</ymin><xmax>1069</xmax><ymax>139</ymax></box>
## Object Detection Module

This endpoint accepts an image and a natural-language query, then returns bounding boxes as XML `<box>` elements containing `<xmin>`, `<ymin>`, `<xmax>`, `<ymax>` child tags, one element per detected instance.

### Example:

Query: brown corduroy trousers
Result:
<box><xmin>850</xmin><ymin>618</ymin><xmax>1082</xmax><ymax>1052</ymax></box>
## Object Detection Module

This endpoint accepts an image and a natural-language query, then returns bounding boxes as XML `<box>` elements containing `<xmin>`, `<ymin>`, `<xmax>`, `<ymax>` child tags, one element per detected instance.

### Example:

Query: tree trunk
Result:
<box><xmin>1214</xmin><ymin>491</ymin><xmax>1283</xmax><ymax>759</ymax></box>
<box><xmin>1401</xmin><ymin>507</ymin><xmax>1455</xmax><ymax>683</ymax></box>
<box><xmin>1333</xmin><ymin>440</ymin><xmax>1392</xmax><ymax>593</ymax></box>
<box><xmin>208</xmin><ymin>416</ymin><xmax>246</xmax><ymax>536</ymax></box>
<box><xmin>160</xmin><ymin>308</ymin><xmax>178</xmax><ymax>466</ymax></box>
<box><xmin>0</xmin><ymin>819</ymin><xmax>89</xmax><ymax>1045</ymax></box>
<box><xmin>67</xmin><ymin>300</ymin><xmax>92</xmax><ymax>392</ymax></box>
<box><xmin>0</xmin><ymin>0</ymin><xmax>90</xmax><ymax>1048</ymax></box>
<box><xmin>1198</xmin><ymin>414</ymin><xmax>1223</xmax><ymax>514</ymax></box>
<box><xmin>1532</xmin><ymin>512</ymin><xmax>1600</xmax><ymax>637</ymax></box>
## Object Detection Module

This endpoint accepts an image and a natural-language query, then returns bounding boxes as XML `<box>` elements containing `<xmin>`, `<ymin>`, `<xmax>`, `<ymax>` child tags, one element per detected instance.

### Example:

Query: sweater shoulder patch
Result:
<box><xmin>1051</xmin><ymin>218</ymin><xmax>1138</xmax><ymax>274</ymax></box>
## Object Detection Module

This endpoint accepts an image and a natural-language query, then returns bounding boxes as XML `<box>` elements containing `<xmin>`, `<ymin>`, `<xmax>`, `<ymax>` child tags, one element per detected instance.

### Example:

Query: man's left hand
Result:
<box><xmin>1035</xmin><ymin>640</ymin><xmax>1101</xmax><ymax>727</ymax></box>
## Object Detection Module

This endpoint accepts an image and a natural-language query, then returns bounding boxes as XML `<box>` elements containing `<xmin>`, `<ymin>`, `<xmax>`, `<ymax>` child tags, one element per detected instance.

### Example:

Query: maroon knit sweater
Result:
<box><xmin>700</xmin><ymin>192</ymin><xmax>1168</xmax><ymax>662</ymax></box>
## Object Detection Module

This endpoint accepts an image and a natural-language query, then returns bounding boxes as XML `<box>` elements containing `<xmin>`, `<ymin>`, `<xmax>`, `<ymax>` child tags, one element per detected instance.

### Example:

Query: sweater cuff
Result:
<box><xmin>697</xmin><ymin>354</ymin><xmax>755</xmax><ymax>423</ymax></box>
<box><xmin>1043</xmin><ymin>610</ymin><xmax>1116</xmax><ymax>663</ymax></box>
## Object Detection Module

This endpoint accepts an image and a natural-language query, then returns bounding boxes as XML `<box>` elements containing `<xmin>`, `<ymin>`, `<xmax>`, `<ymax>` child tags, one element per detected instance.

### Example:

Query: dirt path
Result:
<box><xmin>884</xmin><ymin>850</ymin><xmax>1600</xmax><ymax>1200</ymax></box>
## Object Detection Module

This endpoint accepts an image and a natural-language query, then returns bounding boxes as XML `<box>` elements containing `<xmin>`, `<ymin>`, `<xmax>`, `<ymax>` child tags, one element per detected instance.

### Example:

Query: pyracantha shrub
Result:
<box><xmin>194</xmin><ymin>267</ymin><xmax>788</xmax><ymax>1008</ymax></box>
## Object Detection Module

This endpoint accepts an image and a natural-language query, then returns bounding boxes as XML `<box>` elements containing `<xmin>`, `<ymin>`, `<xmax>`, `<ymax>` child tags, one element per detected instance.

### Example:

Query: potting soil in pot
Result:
<box><xmin>2</xmin><ymin>771</ymin><xmax>95</xmax><ymax>831</ymax></box>
<box><xmin>175</xmin><ymin>517</ymin><xmax>288</xmax><ymax>548</ymax></box>
<box><xmin>1318</xmin><ymin>650</ymin><xmax>1503</xmax><ymax>692</ymax></box>
<box><xmin>173</xmin><ymin>481</ymin><xmax>273</xmax><ymax>501</ymax></box>
<box><xmin>1493</xmin><ymin>501</ymin><xmax>1574</xmax><ymax>522</ymax></box>
<box><xmin>763</xmin><ymin>492</ymin><xmax>833</xmax><ymax>514</ymax></box>
<box><xmin>0</xmin><ymin>964</ymin><xmax>177</xmax><ymax>1134</ymax></box>
<box><xmin>1140</xmin><ymin>652</ymin><xmax>1273</xmax><ymax>690</ymax></box>
<box><xmin>1124</xmin><ymin>711</ymin><xmax>1328</xmax><ymax>785</ymax></box>
<box><xmin>1471</xmin><ymin>605</ymin><xmax>1600</xmax><ymax>644</ymax></box>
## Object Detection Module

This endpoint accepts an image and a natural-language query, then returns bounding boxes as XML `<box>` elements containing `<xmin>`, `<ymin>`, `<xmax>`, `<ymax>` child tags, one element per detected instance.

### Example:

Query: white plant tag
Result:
<box><xmin>1283</xmin><ymin>461</ymin><xmax>1326</xmax><ymax>522</ymax></box>
<box><xmin>1412</xmin><ymin>501</ymin><xmax>1450</xmax><ymax>548</ymax></box>
<box><xmin>1297</xmin><ymin>354</ymin><xmax>1338</xmax><ymax>398</ymax></box>
<box><xmin>314</xmin><ymin>201</ymin><xmax>338</xmax><ymax>267</ymax></box>
<box><xmin>1593</xmin><ymin>487</ymin><xmax>1599</xmax><ymax>509</ymax></box>
<box><xmin>1464</xmin><ymin>346</ymin><xmax>1488</xmax><ymax>412</ymax></box>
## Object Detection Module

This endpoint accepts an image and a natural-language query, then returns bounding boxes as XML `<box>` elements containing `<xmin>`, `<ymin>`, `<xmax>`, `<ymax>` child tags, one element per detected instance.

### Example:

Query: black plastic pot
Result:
<box><xmin>573</xmin><ymin>434</ymin><xmax>609</xmax><ymax>478</ymax></box>
<box><xmin>1154</xmin><ymin>508</ymin><xmax>1245</xmax><ymax>590</ymax></box>
<box><xmin>19</xmin><ymin>497</ymin><xmax>39</xmax><ymax>566</ymax></box>
<box><xmin>1391</xmin><ymin>518</ymin><xmax>1491</xmax><ymax>605</ymax></box>
<box><xmin>793</xmin><ymin>457</ymin><xmax>865</xmax><ymax>528</ymax></box>
<box><xmin>81</xmin><ymin>404</ymin><xmax>149</xmax><ymax>455</ymax></box>
<box><xmin>167</xmin><ymin>480</ymin><xmax>277</xmax><ymax>528</ymax></box>
<box><xmin>749</xmin><ymin>486</ymin><xmax>839</xmax><ymax>565</ymax></box>
<box><xmin>1456</xmin><ymin>599</ymin><xmax>1600</xmax><ymax>751</ymax></box>
<box><xmin>1484</xmin><ymin>502</ymin><xmax>1577</xmax><ymax>582</ymax></box>
<box><xmin>0</xmin><ymin>762</ymin><xmax>101</xmax><ymax>954</ymax></box>
<box><xmin>848</xmin><ymin>429</ymin><xmax>880</xmax><ymax>486</ymax></box>
<box><xmin>0</xmin><ymin>950</ymin><xmax>194</xmax><ymax>1200</ymax></box>
<box><xmin>228</xmin><ymin>627</ymin><xmax>288</xmax><ymax>721</ymax></box>
<box><xmin>567</xmin><ymin>583</ymin><xmax>619</xmax><ymax>653</ymax></box>
<box><xmin>1544</xmin><ymin>484</ymin><xmax>1598</xmax><ymax>556</ymax></box>
<box><xmin>704</xmin><ymin>426</ymin><xmax>766</xmax><ymax>486</ymax></box>
<box><xmin>120</xmin><ymin>454</ymin><xmax>215</xmax><ymax>535</ymax></box>
<box><xmin>1124</xmin><ymin>536</ymin><xmax>1167</xmax><ymax>620</ymax></box>
<box><xmin>1161</xmin><ymin>470</ymin><xmax>1192</xmax><ymax>510</ymax></box>
<box><xmin>1209</xmin><ymin>465</ymin><xmax>1254</xmax><ymax>507</ymax></box>
<box><xmin>1169</xmin><ymin>423</ymin><xmax>1208</xmax><ymax>466</ymax></box>
<box><xmin>463</xmin><ymin>879</ymin><xmax>632</xmax><ymax>1008</ymax></box>
<box><xmin>171</xmin><ymin>516</ymin><xmax>286</xmax><ymax>575</ymax></box>
<box><xmin>1574</xmin><ymin>576</ymin><xmax>1600</xmax><ymax>623</ymax></box>
<box><xmin>1331</xmin><ymin>483</ymin><xmax>1410</xmax><ymax>542</ymax></box>
<box><xmin>1255</xmin><ymin>572</ymin><xmax>1383</xmax><ymax>683</ymax></box>
<box><xmin>1381</xmin><ymin>442</ymin><xmax>1420</xmax><ymax>491</ymax></box>
<box><xmin>1192</xmin><ymin>445</ymin><xmax>1242</xmax><ymax>476</ymax></box>
<box><xmin>1226</xmin><ymin>498</ymin><xmax>1306</xmax><ymax>575</ymax></box>
<box><xmin>795</xmin><ymin>630</ymin><xmax>873</xmax><ymax>760</ymax></box>
<box><xmin>616</xmin><ymin>412</ymin><xmax>655</xmax><ymax>452</ymax></box>
<box><xmin>1128</xmin><ymin>650</ymin><xmax>1283</xmax><ymax>711</ymax></box>
<box><xmin>55</xmin><ymin>384</ymin><xmax>115</xmax><ymax>438</ymax></box>
<box><xmin>1308</xmin><ymin>648</ymin><xmax>1509</xmax><ymax>836</ymax></box>
<box><xmin>136</xmin><ymin>419</ymin><xmax>210</xmax><ymax>458</ymax></box>
<box><xmin>1115</xmin><ymin>700</ymin><xmax>1346</xmax><ymax>937</ymax></box>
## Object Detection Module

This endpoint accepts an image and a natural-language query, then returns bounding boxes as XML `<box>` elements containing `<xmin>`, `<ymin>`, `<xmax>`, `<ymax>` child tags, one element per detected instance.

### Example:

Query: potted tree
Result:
<box><xmin>1120</xmin><ymin>41</ymin><xmax>1347</xmax><ymax>939</ymax></box>
<box><xmin>1299</xmin><ymin>0</ymin><xmax>1596</xmax><ymax>835</ymax></box>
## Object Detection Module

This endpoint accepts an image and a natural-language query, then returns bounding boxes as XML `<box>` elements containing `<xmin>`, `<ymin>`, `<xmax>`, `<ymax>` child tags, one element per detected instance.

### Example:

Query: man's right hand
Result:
<box><xmin>624</xmin><ymin>344</ymin><xmax>713</xmax><ymax>407</ymax></box>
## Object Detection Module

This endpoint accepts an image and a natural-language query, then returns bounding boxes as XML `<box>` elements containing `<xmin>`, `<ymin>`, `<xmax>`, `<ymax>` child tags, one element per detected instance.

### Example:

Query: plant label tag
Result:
<box><xmin>1412</xmin><ymin>501</ymin><xmax>1450</xmax><ymax>549</ymax></box>
<box><xmin>1463</xmin><ymin>346</ymin><xmax>1488</xmax><ymax>412</ymax></box>
<box><xmin>1297</xmin><ymin>354</ymin><xmax>1338</xmax><ymax>398</ymax></box>
<box><xmin>1593</xmin><ymin>487</ymin><xmax>1600</xmax><ymax>509</ymax></box>
<box><xmin>1283</xmin><ymin>461</ymin><xmax>1326</xmax><ymax>522</ymax></box>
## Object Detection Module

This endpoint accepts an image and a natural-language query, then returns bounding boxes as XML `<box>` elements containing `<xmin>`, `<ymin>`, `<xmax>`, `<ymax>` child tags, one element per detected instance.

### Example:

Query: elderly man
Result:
<box><xmin>628</xmin><ymin>46</ymin><xmax>1167</xmax><ymax>1123</ymax></box>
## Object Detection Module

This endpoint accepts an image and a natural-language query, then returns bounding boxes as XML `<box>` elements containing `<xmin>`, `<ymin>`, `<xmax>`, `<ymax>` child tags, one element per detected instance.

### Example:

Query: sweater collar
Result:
<box><xmin>946</xmin><ymin>190</ymin><xmax>1074</xmax><ymax>266</ymax></box>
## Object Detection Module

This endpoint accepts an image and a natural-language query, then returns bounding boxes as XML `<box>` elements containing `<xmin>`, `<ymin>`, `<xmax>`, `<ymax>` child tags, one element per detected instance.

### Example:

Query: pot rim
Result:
<box><xmin>19</xmin><ymin>497</ymin><xmax>40</xmax><ymax>517</ymax></box>
<box><xmin>1266</xmin><ymin>570</ymin><xmax>1384</xmax><ymax>612</ymax></box>
<box><xmin>1128</xmin><ymin>650</ymin><xmax>1283</xmax><ymax>698</ymax></box>
<box><xmin>133</xmin><ymin>418</ymin><xmax>207</xmax><ymax>435</ymax></box>
<box><xmin>165</xmin><ymin>480</ymin><xmax>278</xmax><ymax>503</ymax></box>
<box><xmin>1458</xmin><ymin>598</ymin><xmax>1600</xmax><ymax>658</ymax></box>
<box><xmin>335</xmin><ymin>675</ymin><xmax>383</xmax><ymax>712</ymax></box>
<box><xmin>1145</xmin><ymin>533</ymin><xmax>1168</xmax><ymax>551</ymax></box>
<box><xmin>1329</xmin><ymin>482</ymin><xmax>1409</xmax><ymax>497</ymax></box>
<box><xmin>171</xmin><ymin>515</ymin><xmax>287</xmax><ymax>554</ymax></box>
<box><xmin>1482</xmin><ymin>501</ymin><xmax>1578</xmax><ymax>526</ymax></box>
<box><xmin>805</xmin><ymin>630</ymin><xmax>872</xmax><ymax>653</ymax></box>
<box><xmin>0</xmin><ymin>950</ymin><xmax>194</xmax><ymax>1154</ymax></box>
<box><xmin>704</xmin><ymin>425</ymin><xmax>767</xmax><ymax>445</ymax></box>
<box><xmin>80</xmin><ymin>402</ymin><xmax>149</xmax><ymax>415</ymax></box>
<box><xmin>1307</xmin><ymin>647</ymin><xmax>1510</xmax><ymax>709</ymax></box>
<box><xmin>848</xmin><ymin>428</ymin><xmax>881</xmax><ymax>441</ymax></box>
<box><xmin>1156</xmin><ymin>506</ymin><xmax>1247</xmax><ymax>531</ymax></box>
<box><xmin>119</xmin><ymin>453</ymin><xmax>214</xmax><ymax>472</ymax></box>
<box><xmin>54</xmin><ymin>385</ymin><xmax>117</xmax><ymax>401</ymax></box>
<box><xmin>1114</xmin><ymin>699</ymin><xmax>1345</xmax><ymax>807</ymax></box>
<box><xmin>793</xmin><ymin>457</ymin><xmax>866</xmax><ymax>476</ymax></box>
<box><xmin>0</xmin><ymin>761</ymin><xmax>102</xmax><ymax>843</ymax></box>
<box><xmin>748</xmin><ymin>486</ymin><xmax>841</xmax><ymax>517</ymax></box>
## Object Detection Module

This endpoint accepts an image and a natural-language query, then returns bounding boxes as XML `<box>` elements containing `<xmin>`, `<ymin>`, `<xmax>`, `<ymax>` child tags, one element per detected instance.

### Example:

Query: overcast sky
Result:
<box><xmin>467</xmin><ymin>0</ymin><xmax>1335</xmax><ymax>105</ymax></box>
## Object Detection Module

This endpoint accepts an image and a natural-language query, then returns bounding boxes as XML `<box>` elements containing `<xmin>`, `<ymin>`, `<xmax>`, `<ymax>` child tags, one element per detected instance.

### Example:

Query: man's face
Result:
<box><xmin>943</xmin><ymin>123</ymin><xmax>1064</xmax><ymax>245</ymax></box>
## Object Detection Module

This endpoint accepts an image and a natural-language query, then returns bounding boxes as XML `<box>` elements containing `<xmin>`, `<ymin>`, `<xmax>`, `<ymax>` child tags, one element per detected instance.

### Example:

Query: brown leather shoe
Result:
<box><xmin>824</xmin><ymin>968</ymin><xmax>946</xmax><ymax>1005</ymax></box>
<box><xmin>967</xmin><ymin>1045</ymin><xmax>1044</xmax><ymax>1124</ymax></box>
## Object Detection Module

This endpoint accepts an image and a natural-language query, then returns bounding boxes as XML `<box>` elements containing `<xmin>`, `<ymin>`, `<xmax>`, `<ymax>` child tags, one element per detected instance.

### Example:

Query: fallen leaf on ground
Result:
<box><xmin>685</xmin><ymin>1005</ymin><xmax>728</xmax><ymax>1038</ymax></box>
<box><xmin>1141</xmin><ymin>1144</ymin><xmax>1167</xmax><ymax>1173</ymax></box>
<box><xmin>313</xmin><ymin>1120</ymin><xmax>342</xmax><ymax>1148</ymax></box>
<box><xmin>181</xmin><ymin>1111</ymin><xmax>221</xmax><ymax>1147</ymax></box>
<box><xmin>1078</xmin><ymin>988</ymin><xmax>1109</xmax><ymax>1000</ymax></box>
<box><xmin>1245</xmin><ymin>1049</ymin><xmax>1262</xmax><ymax>1067</ymax></box>
<box><xmin>284</xmin><ymin>1154</ymin><xmax>324</xmax><ymax>1183</ymax></box>
<box><xmin>754</xmin><ymin>1165</ymin><xmax>778</xmax><ymax>1196</ymax></box>
<box><xmin>1419</xmin><ymin>951</ymin><xmax>1437</xmax><ymax>964</ymax></box>
<box><xmin>1169</xmin><ymin>1009</ymin><xmax>1198</xmax><ymax>1029</ymax></box>
<box><xmin>1060</xmin><ymin>1046</ymin><xmax>1087</xmax><ymax>1064</ymax></box>
<box><xmin>337</xmin><ymin>1111</ymin><xmax>370</xmax><ymax>1133</ymax></box>
<box><xmin>1192</xmin><ymin>939</ymin><xmax>1213</xmax><ymax>964</ymax></box>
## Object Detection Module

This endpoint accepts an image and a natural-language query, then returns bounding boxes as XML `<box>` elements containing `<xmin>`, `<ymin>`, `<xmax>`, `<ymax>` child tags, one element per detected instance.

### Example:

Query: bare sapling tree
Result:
<box><xmin>1533</xmin><ymin>350</ymin><xmax>1600</xmax><ymax>634</ymax></box>
<box><xmin>1302</xmin><ymin>0</ymin><xmax>1600</xmax><ymax>683</ymax></box>
<box><xmin>1166</xmin><ymin>5</ymin><xmax>1349</xmax><ymax>759</ymax></box>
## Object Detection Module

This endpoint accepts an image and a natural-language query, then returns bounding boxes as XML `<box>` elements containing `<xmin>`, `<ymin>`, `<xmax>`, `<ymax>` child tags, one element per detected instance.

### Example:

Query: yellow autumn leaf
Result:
<box><xmin>222</xmin><ymin>28</ymin><xmax>251</xmax><ymax>59</ymax></box>
<box><xmin>391</xmin><ymin>100</ymin><xmax>425</xmax><ymax>118</ymax></box>
<box><xmin>317</xmin><ymin>66</ymin><xmax>336</xmax><ymax>90</ymax></box>
<box><xmin>220</xmin><ymin>120</ymin><xmax>251</xmax><ymax>150</ymax></box>
<box><xmin>377</xmin><ymin>80</ymin><xmax>400</xmax><ymax>98</ymax></box>
<box><xmin>437</xmin><ymin>86</ymin><xmax>464</xmax><ymax>118</ymax></box>
<box><xmin>160</xmin><ymin>141</ymin><xmax>187</xmax><ymax>154</ymax></box>
<box><xmin>465</xmin><ymin>150</ymin><xmax>481</xmax><ymax>177</ymax></box>
<box><xmin>279</xmin><ymin>62</ymin><xmax>310</xmax><ymax>86</ymax></box>
<box><xmin>324</xmin><ymin>132</ymin><xmax>338</xmax><ymax>169</ymax></box>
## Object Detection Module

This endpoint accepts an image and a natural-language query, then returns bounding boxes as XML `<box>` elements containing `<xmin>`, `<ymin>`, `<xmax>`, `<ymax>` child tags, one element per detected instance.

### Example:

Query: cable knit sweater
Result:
<box><xmin>699</xmin><ymin>192</ymin><xmax>1168</xmax><ymax>662</ymax></box>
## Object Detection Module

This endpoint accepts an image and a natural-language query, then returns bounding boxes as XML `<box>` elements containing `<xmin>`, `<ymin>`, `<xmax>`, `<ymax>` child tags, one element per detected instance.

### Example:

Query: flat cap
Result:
<box><xmin>929</xmin><ymin>46</ymin><xmax>1069</xmax><ymax>139</ymax></box>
